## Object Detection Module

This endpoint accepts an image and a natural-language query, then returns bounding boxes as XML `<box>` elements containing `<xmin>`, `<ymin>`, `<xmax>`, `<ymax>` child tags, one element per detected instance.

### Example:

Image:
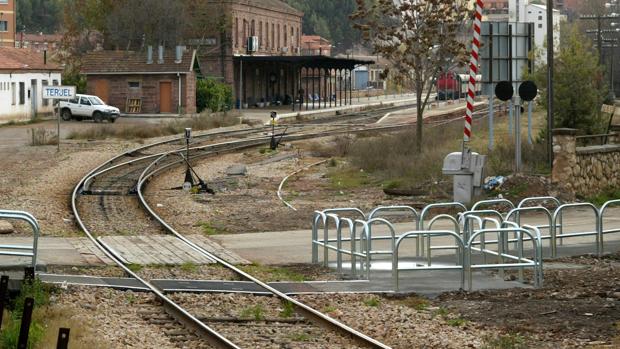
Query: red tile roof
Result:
<box><xmin>0</xmin><ymin>47</ymin><xmax>62</xmax><ymax>71</ymax></box>
<box><xmin>81</xmin><ymin>49</ymin><xmax>196</xmax><ymax>75</ymax></box>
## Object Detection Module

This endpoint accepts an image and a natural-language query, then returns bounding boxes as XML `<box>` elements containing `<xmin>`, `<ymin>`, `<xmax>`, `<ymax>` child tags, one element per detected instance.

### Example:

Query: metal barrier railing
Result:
<box><xmin>0</xmin><ymin>210</ymin><xmax>40</xmax><ymax>268</ymax></box>
<box><xmin>600</xmin><ymin>199</ymin><xmax>620</xmax><ymax>253</ymax></box>
<box><xmin>393</xmin><ymin>230</ymin><xmax>466</xmax><ymax>291</ymax></box>
<box><xmin>312</xmin><ymin>197</ymin><xmax>620</xmax><ymax>291</ymax></box>
<box><xmin>471</xmin><ymin>198</ymin><xmax>515</xmax><ymax>213</ymax></box>
<box><xmin>551</xmin><ymin>203</ymin><xmax>600</xmax><ymax>257</ymax></box>
<box><xmin>418</xmin><ymin>202</ymin><xmax>467</xmax><ymax>256</ymax></box>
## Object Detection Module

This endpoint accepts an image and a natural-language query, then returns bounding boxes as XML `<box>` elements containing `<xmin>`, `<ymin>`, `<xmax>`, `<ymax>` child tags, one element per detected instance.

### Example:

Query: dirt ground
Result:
<box><xmin>436</xmin><ymin>253</ymin><xmax>620</xmax><ymax>348</ymax></box>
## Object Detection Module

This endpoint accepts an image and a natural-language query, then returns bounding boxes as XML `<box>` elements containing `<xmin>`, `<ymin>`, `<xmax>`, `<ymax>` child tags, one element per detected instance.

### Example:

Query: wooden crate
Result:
<box><xmin>126</xmin><ymin>98</ymin><xmax>142</xmax><ymax>113</ymax></box>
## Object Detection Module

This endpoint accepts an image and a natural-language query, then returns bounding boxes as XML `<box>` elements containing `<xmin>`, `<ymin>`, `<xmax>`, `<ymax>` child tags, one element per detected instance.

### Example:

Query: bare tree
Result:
<box><xmin>351</xmin><ymin>0</ymin><xmax>471</xmax><ymax>150</ymax></box>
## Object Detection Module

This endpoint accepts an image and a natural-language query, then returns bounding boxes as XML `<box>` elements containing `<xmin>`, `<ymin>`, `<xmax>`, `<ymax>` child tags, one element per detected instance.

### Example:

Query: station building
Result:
<box><xmin>0</xmin><ymin>47</ymin><xmax>62</xmax><ymax>123</ymax></box>
<box><xmin>188</xmin><ymin>0</ymin><xmax>371</xmax><ymax>110</ymax></box>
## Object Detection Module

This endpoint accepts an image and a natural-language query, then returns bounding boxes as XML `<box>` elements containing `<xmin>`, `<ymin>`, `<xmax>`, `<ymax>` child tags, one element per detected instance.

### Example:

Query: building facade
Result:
<box><xmin>81</xmin><ymin>48</ymin><xmax>198</xmax><ymax>115</ymax></box>
<box><xmin>301</xmin><ymin>35</ymin><xmax>331</xmax><ymax>56</ymax></box>
<box><xmin>0</xmin><ymin>47</ymin><xmax>62</xmax><ymax>123</ymax></box>
<box><xmin>0</xmin><ymin>0</ymin><xmax>16</xmax><ymax>47</ymax></box>
<box><xmin>15</xmin><ymin>33</ymin><xmax>63</xmax><ymax>51</ymax></box>
<box><xmin>510</xmin><ymin>0</ymin><xmax>565</xmax><ymax>53</ymax></box>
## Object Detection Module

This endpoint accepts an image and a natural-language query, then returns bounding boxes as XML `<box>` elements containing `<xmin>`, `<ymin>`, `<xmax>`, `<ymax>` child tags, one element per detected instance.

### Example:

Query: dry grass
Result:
<box><xmin>29</xmin><ymin>128</ymin><xmax>58</xmax><ymax>146</ymax></box>
<box><xmin>36</xmin><ymin>306</ymin><xmax>105</xmax><ymax>349</ymax></box>
<box><xmin>337</xmin><ymin>108</ymin><xmax>549</xmax><ymax>190</ymax></box>
<box><xmin>67</xmin><ymin>111</ymin><xmax>242</xmax><ymax>141</ymax></box>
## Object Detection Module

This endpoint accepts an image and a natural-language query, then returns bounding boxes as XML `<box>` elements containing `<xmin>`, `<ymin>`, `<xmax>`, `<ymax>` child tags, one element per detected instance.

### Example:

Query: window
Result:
<box><xmin>259</xmin><ymin>21</ymin><xmax>263</xmax><ymax>48</ymax></box>
<box><xmin>266</xmin><ymin>22</ymin><xmax>269</xmax><ymax>48</ymax></box>
<box><xmin>19</xmin><ymin>82</ymin><xmax>25</xmax><ymax>105</ymax></box>
<box><xmin>235</xmin><ymin>18</ymin><xmax>239</xmax><ymax>48</ymax></box>
<box><xmin>11</xmin><ymin>83</ymin><xmax>15</xmax><ymax>105</ymax></box>
<box><xmin>0</xmin><ymin>21</ymin><xmax>7</xmax><ymax>32</ymax></box>
<box><xmin>251</xmin><ymin>20</ymin><xmax>255</xmax><ymax>36</ymax></box>
<box><xmin>68</xmin><ymin>97</ymin><xmax>78</xmax><ymax>104</ymax></box>
<box><xmin>538</xmin><ymin>23</ymin><xmax>543</xmax><ymax>28</ymax></box>
<box><xmin>538</xmin><ymin>15</ymin><xmax>542</xmax><ymax>20</ymax></box>
<box><xmin>277</xmin><ymin>24</ymin><xmax>280</xmax><ymax>48</ymax></box>
<box><xmin>128</xmin><ymin>81</ymin><xmax>140</xmax><ymax>89</ymax></box>
<box><xmin>284</xmin><ymin>25</ymin><xmax>287</xmax><ymax>47</ymax></box>
<box><xmin>243</xmin><ymin>19</ymin><xmax>247</xmax><ymax>47</ymax></box>
<box><xmin>80</xmin><ymin>97</ymin><xmax>91</xmax><ymax>105</ymax></box>
<box><xmin>42</xmin><ymin>80</ymin><xmax>49</xmax><ymax>106</ymax></box>
<box><xmin>271</xmin><ymin>23</ymin><xmax>275</xmax><ymax>50</ymax></box>
<box><xmin>52</xmin><ymin>80</ymin><xmax>59</xmax><ymax>86</ymax></box>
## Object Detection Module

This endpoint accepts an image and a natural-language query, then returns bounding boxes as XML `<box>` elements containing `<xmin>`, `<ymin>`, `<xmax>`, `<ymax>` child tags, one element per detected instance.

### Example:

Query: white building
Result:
<box><xmin>509</xmin><ymin>0</ymin><xmax>565</xmax><ymax>52</ymax></box>
<box><xmin>0</xmin><ymin>47</ymin><xmax>62</xmax><ymax>124</ymax></box>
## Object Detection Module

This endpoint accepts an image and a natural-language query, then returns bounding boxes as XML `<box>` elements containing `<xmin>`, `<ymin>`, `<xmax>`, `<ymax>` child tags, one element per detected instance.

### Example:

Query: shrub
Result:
<box><xmin>196</xmin><ymin>78</ymin><xmax>233</xmax><ymax>113</ymax></box>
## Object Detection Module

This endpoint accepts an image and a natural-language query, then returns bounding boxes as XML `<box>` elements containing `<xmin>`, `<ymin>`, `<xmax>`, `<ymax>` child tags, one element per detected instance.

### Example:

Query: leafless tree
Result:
<box><xmin>352</xmin><ymin>0</ymin><xmax>471</xmax><ymax>150</ymax></box>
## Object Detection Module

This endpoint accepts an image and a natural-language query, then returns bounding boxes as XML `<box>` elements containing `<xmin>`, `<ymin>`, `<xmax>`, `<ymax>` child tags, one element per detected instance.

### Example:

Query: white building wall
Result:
<box><xmin>0</xmin><ymin>72</ymin><xmax>62</xmax><ymax>123</ymax></box>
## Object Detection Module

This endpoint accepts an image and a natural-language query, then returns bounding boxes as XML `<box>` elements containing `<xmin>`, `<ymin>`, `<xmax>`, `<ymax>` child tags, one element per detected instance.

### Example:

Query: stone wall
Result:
<box><xmin>552</xmin><ymin>128</ymin><xmax>620</xmax><ymax>196</ymax></box>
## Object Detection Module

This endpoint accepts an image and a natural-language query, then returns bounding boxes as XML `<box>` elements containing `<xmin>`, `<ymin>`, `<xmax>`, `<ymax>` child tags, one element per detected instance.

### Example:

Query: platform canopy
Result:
<box><xmin>233</xmin><ymin>55</ymin><xmax>375</xmax><ymax>111</ymax></box>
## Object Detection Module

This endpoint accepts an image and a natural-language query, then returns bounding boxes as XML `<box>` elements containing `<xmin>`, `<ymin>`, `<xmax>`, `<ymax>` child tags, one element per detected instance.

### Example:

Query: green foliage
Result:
<box><xmin>483</xmin><ymin>333</ymin><xmax>527</xmax><ymax>349</ymax></box>
<box><xmin>284</xmin><ymin>0</ymin><xmax>361</xmax><ymax>52</ymax></box>
<box><xmin>0</xmin><ymin>278</ymin><xmax>53</xmax><ymax>349</ymax></box>
<box><xmin>16</xmin><ymin>0</ymin><xmax>64</xmax><ymax>33</ymax></box>
<box><xmin>587</xmin><ymin>187</ymin><xmax>620</xmax><ymax>206</ymax></box>
<box><xmin>180</xmin><ymin>261</ymin><xmax>199</xmax><ymax>273</ymax></box>
<box><xmin>126</xmin><ymin>264</ymin><xmax>143</xmax><ymax>273</ymax></box>
<box><xmin>62</xmin><ymin>72</ymin><xmax>87</xmax><ymax>94</ymax></box>
<box><xmin>196</xmin><ymin>79</ymin><xmax>233</xmax><ymax>113</ymax></box>
<box><xmin>363</xmin><ymin>297</ymin><xmax>380</xmax><ymax>307</ymax></box>
<box><xmin>528</xmin><ymin>24</ymin><xmax>608</xmax><ymax>134</ymax></box>
<box><xmin>446</xmin><ymin>317</ymin><xmax>467</xmax><ymax>327</ymax></box>
<box><xmin>289</xmin><ymin>332</ymin><xmax>311</xmax><ymax>341</ymax></box>
<box><xmin>328</xmin><ymin>167</ymin><xmax>372</xmax><ymax>190</ymax></box>
<box><xmin>279</xmin><ymin>300</ymin><xmax>295</xmax><ymax>318</ymax></box>
<box><xmin>239</xmin><ymin>264</ymin><xmax>306</xmax><ymax>282</ymax></box>
<box><xmin>240</xmin><ymin>305</ymin><xmax>265</xmax><ymax>321</ymax></box>
<box><xmin>195</xmin><ymin>221</ymin><xmax>227</xmax><ymax>236</ymax></box>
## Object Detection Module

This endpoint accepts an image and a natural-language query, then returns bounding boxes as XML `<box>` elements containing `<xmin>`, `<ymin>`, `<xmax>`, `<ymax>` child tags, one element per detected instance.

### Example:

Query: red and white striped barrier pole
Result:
<box><xmin>464</xmin><ymin>0</ymin><xmax>484</xmax><ymax>143</ymax></box>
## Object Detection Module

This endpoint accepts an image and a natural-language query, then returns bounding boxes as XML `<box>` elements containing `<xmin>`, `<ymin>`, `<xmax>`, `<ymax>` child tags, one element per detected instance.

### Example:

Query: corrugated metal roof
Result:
<box><xmin>81</xmin><ymin>49</ymin><xmax>196</xmax><ymax>75</ymax></box>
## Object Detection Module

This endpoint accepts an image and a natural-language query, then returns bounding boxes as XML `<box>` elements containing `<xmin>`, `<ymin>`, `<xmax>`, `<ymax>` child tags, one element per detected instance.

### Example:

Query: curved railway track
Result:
<box><xmin>72</xmin><ymin>121</ymin><xmax>397</xmax><ymax>348</ymax></box>
<box><xmin>70</xmin><ymin>103</ymin><xmax>501</xmax><ymax>348</ymax></box>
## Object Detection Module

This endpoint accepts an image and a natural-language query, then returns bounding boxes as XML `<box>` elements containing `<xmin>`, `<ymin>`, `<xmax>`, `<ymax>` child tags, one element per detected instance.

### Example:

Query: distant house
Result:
<box><xmin>80</xmin><ymin>47</ymin><xmax>199</xmax><ymax>115</ymax></box>
<box><xmin>15</xmin><ymin>33</ymin><xmax>63</xmax><ymax>51</ymax></box>
<box><xmin>0</xmin><ymin>47</ymin><xmax>62</xmax><ymax>123</ymax></box>
<box><xmin>301</xmin><ymin>35</ymin><xmax>331</xmax><ymax>56</ymax></box>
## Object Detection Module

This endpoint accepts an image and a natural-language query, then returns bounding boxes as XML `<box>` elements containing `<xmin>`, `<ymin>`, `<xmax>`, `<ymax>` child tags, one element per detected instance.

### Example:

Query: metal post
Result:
<box><xmin>508</xmin><ymin>24</ymin><xmax>514</xmax><ymax>138</ymax></box>
<box><xmin>56</xmin><ymin>328</ymin><xmax>70</xmax><ymax>349</ymax></box>
<box><xmin>515</xmin><ymin>99</ymin><xmax>522</xmax><ymax>172</ymax></box>
<box><xmin>305</xmin><ymin>67</ymin><xmax>309</xmax><ymax>111</ymax></box>
<box><xmin>17</xmin><ymin>297</ymin><xmax>34</xmax><ymax>349</ymax></box>
<box><xmin>56</xmin><ymin>102</ymin><xmax>60</xmax><ymax>152</ymax></box>
<box><xmin>598</xmin><ymin>16</ymin><xmax>603</xmax><ymax>66</ymax></box>
<box><xmin>239</xmin><ymin>58</ymin><xmax>243</xmax><ymax>110</ymax></box>
<box><xmin>528</xmin><ymin>101</ymin><xmax>534</xmax><ymax>145</ymax></box>
<box><xmin>0</xmin><ymin>275</ymin><xmax>8</xmax><ymax>329</ymax></box>
<box><xmin>349</xmin><ymin>69</ymin><xmax>353</xmax><ymax>106</ymax></box>
<box><xmin>547</xmin><ymin>0</ymin><xmax>555</xmax><ymax>167</ymax></box>
<box><xmin>489</xmin><ymin>24</ymin><xmax>494</xmax><ymax>151</ymax></box>
<box><xmin>311</xmin><ymin>68</ymin><xmax>315</xmax><ymax>110</ymax></box>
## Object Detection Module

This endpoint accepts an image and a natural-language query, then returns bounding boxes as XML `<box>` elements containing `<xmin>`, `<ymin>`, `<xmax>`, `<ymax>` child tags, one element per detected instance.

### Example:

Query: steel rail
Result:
<box><xmin>136</xmin><ymin>142</ymin><xmax>391</xmax><ymax>349</ymax></box>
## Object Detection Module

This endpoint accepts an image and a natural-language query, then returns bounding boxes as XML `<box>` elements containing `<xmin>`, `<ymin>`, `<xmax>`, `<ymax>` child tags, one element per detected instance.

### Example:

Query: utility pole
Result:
<box><xmin>547</xmin><ymin>0</ymin><xmax>554</xmax><ymax>167</ymax></box>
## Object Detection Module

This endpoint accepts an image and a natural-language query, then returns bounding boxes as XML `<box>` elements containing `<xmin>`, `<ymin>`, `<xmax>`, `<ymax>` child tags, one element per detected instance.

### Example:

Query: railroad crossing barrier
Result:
<box><xmin>311</xmin><ymin>197</ymin><xmax>620</xmax><ymax>292</ymax></box>
<box><xmin>0</xmin><ymin>210</ymin><xmax>40</xmax><ymax>268</ymax></box>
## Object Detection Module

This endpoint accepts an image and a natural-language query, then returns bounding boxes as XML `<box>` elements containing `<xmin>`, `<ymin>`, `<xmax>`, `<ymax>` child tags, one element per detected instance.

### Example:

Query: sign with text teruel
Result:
<box><xmin>42</xmin><ymin>86</ymin><xmax>76</xmax><ymax>99</ymax></box>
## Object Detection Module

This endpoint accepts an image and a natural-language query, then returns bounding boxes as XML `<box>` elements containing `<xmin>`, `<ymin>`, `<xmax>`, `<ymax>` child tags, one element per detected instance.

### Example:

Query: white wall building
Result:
<box><xmin>509</xmin><ymin>0</ymin><xmax>565</xmax><ymax>53</ymax></box>
<box><xmin>0</xmin><ymin>47</ymin><xmax>62</xmax><ymax>124</ymax></box>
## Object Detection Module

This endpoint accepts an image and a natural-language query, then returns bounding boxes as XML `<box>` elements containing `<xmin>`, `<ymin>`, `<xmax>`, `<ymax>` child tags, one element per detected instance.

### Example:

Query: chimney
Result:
<box><xmin>158</xmin><ymin>45</ymin><xmax>164</xmax><ymax>64</ymax></box>
<box><xmin>147</xmin><ymin>46</ymin><xmax>153</xmax><ymax>64</ymax></box>
<box><xmin>175</xmin><ymin>45</ymin><xmax>183</xmax><ymax>64</ymax></box>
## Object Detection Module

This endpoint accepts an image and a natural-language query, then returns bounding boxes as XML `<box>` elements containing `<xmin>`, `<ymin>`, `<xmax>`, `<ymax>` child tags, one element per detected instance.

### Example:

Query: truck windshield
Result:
<box><xmin>89</xmin><ymin>97</ymin><xmax>105</xmax><ymax>105</ymax></box>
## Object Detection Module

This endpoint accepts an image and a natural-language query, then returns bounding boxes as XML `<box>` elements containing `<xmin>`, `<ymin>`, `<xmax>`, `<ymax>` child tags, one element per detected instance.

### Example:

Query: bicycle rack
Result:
<box><xmin>0</xmin><ymin>210</ymin><xmax>40</xmax><ymax>268</ymax></box>
<box><xmin>600</xmin><ymin>199</ymin><xmax>620</xmax><ymax>253</ymax></box>
<box><xmin>418</xmin><ymin>202</ymin><xmax>467</xmax><ymax>257</ymax></box>
<box><xmin>551</xmin><ymin>203</ymin><xmax>601</xmax><ymax>257</ymax></box>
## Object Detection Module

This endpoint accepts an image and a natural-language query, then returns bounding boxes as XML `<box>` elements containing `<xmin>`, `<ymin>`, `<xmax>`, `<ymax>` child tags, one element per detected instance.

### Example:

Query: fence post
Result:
<box><xmin>17</xmin><ymin>297</ymin><xmax>35</xmax><ymax>349</ymax></box>
<box><xmin>56</xmin><ymin>328</ymin><xmax>70</xmax><ymax>349</ymax></box>
<box><xmin>24</xmin><ymin>267</ymin><xmax>35</xmax><ymax>283</ymax></box>
<box><xmin>0</xmin><ymin>275</ymin><xmax>8</xmax><ymax>329</ymax></box>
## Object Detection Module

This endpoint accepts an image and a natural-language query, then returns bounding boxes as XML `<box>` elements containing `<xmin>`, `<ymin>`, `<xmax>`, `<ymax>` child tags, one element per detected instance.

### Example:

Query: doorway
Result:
<box><xmin>159</xmin><ymin>81</ymin><xmax>172</xmax><ymax>113</ymax></box>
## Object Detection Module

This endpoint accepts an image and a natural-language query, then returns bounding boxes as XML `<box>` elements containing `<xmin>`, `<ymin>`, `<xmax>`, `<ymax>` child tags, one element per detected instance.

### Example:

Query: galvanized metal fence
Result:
<box><xmin>311</xmin><ymin>197</ymin><xmax>620</xmax><ymax>292</ymax></box>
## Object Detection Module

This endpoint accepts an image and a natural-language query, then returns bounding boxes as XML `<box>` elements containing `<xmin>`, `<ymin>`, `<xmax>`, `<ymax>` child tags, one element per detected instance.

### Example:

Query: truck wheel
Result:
<box><xmin>93</xmin><ymin>112</ymin><xmax>103</xmax><ymax>123</ymax></box>
<box><xmin>61</xmin><ymin>109</ymin><xmax>72</xmax><ymax>121</ymax></box>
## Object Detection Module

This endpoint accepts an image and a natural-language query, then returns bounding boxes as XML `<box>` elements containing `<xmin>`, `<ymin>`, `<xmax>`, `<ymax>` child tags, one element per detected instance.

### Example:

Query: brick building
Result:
<box><xmin>81</xmin><ymin>48</ymin><xmax>198</xmax><ymax>114</ymax></box>
<box><xmin>15</xmin><ymin>33</ymin><xmax>63</xmax><ymax>51</ymax></box>
<box><xmin>190</xmin><ymin>0</ymin><xmax>370</xmax><ymax>110</ymax></box>
<box><xmin>301</xmin><ymin>35</ymin><xmax>331</xmax><ymax>56</ymax></box>
<box><xmin>0</xmin><ymin>0</ymin><xmax>16</xmax><ymax>47</ymax></box>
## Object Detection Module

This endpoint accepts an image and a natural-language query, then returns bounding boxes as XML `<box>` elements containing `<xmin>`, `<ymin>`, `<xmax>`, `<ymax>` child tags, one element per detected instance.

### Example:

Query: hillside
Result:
<box><xmin>285</xmin><ymin>0</ymin><xmax>361</xmax><ymax>52</ymax></box>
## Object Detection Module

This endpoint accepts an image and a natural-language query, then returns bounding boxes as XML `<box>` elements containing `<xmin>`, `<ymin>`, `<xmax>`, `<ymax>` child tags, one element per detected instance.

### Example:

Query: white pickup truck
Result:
<box><xmin>59</xmin><ymin>94</ymin><xmax>120</xmax><ymax>123</ymax></box>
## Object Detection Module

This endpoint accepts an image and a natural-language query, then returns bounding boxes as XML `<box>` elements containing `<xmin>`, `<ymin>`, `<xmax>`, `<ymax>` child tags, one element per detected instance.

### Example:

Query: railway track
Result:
<box><xmin>71</xmin><ymin>118</ymin><xmax>400</xmax><ymax>348</ymax></box>
<box><xmin>70</xmin><ymin>102</ymin><xmax>501</xmax><ymax>347</ymax></box>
